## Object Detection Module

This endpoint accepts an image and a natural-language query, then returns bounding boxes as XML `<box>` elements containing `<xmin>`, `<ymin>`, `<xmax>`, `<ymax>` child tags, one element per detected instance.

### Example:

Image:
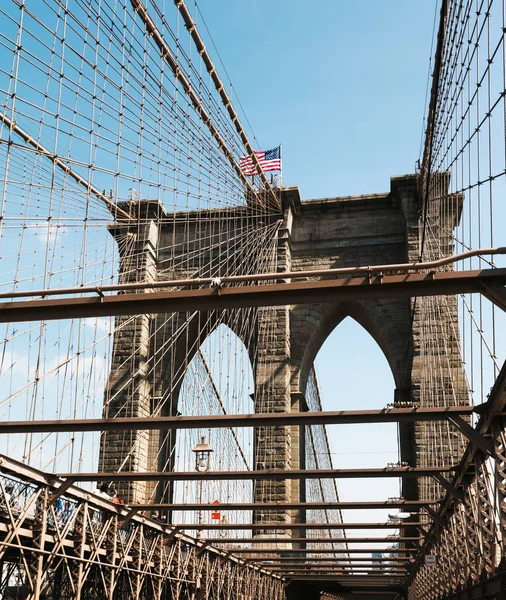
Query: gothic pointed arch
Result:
<box><xmin>290</xmin><ymin>298</ymin><xmax>413</xmax><ymax>397</ymax></box>
<box><xmin>155</xmin><ymin>319</ymin><xmax>255</xmax><ymax>507</ymax></box>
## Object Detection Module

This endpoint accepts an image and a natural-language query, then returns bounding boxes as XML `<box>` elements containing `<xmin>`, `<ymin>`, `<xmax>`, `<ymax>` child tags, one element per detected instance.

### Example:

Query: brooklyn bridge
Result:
<box><xmin>0</xmin><ymin>1</ymin><xmax>505</xmax><ymax>599</ymax></box>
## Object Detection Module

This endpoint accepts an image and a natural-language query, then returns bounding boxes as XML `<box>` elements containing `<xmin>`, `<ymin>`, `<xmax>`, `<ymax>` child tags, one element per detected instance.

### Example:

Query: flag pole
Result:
<box><xmin>279</xmin><ymin>143</ymin><xmax>283</xmax><ymax>187</ymax></box>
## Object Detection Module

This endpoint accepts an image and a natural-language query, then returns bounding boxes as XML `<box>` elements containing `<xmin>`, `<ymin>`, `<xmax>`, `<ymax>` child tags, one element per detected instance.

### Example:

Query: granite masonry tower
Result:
<box><xmin>99</xmin><ymin>174</ymin><xmax>469</xmax><ymax>527</ymax></box>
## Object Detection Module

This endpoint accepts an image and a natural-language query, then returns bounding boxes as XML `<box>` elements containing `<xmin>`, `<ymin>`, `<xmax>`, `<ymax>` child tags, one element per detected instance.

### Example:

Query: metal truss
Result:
<box><xmin>0</xmin><ymin>457</ymin><xmax>285</xmax><ymax>600</ymax></box>
<box><xmin>407</xmin><ymin>364</ymin><xmax>506</xmax><ymax>599</ymax></box>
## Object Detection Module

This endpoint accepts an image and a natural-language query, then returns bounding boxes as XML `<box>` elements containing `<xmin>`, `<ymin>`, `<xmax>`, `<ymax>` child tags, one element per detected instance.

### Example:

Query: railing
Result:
<box><xmin>408</xmin><ymin>362</ymin><xmax>506</xmax><ymax>599</ymax></box>
<box><xmin>0</xmin><ymin>456</ymin><xmax>285</xmax><ymax>600</ymax></box>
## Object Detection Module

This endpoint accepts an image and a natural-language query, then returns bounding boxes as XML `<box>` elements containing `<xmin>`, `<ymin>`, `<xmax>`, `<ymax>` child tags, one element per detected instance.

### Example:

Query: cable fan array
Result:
<box><xmin>416</xmin><ymin>0</ymin><xmax>506</xmax><ymax>503</ymax></box>
<box><xmin>0</xmin><ymin>0</ymin><xmax>281</xmax><ymax>499</ymax></box>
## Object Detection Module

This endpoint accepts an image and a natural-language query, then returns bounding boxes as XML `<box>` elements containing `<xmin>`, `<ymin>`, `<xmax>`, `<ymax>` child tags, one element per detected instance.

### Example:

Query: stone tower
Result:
<box><xmin>99</xmin><ymin>174</ymin><xmax>468</xmax><ymax>515</ymax></box>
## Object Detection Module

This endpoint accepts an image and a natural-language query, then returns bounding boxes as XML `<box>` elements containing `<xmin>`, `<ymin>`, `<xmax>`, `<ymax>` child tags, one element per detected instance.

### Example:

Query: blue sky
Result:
<box><xmin>199</xmin><ymin>0</ymin><xmax>439</xmax><ymax>199</ymax></box>
<box><xmin>197</xmin><ymin>0</ymin><xmax>440</xmax><ymax>551</ymax></box>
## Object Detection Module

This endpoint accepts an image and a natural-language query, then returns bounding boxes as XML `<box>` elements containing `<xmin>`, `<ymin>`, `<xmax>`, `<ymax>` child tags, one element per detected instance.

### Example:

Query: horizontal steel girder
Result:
<box><xmin>284</xmin><ymin>577</ymin><xmax>404</xmax><ymax>586</ymax></box>
<box><xmin>272</xmin><ymin>572</ymin><xmax>408</xmax><ymax>577</ymax></box>
<box><xmin>227</xmin><ymin>548</ymin><xmax>416</xmax><ymax>554</ymax></box>
<box><xmin>274</xmin><ymin>565</ymin><xmax>406</xmax><ymax>569</ymax></box>
<box><xmin>0</xmin><ymin>267</ymin><xmax>504</xmax><ymax>323</ymax></box>
<box><xmin>272</xmin><ymin>568</ymin><xmax>407</xmax><ymax>581</ymax></box>
<box><xmin>129</xmin><ymin>500</ymin><xmax>437</xmax><ymax>511</ymax></box>
<box><xmin>56</xmin><ymin>466</ymin><xmax>454</xmax><ymax>482</ymax></box>
<box><xmin>202</xmin><ymin>537</ymin><xmax>420</xmax><ymax>544</ymax></box>
<box><xmin>269</xmin><ymin>565</ymin><xmax>407</xmax><ymax>569</ymax></box>
<box><xmin>274</xmin><ymin>572</ymin><xmax>406</xmax><ymax>577</ymax></box>
<box><xmin>257</xmin><ymin>558</ymin><xmax>412</xmax><ymax>563</ymax></box>
<box><xmin>0</xmin><ymin>406</ymin><xmax>477</xmax><ymax>434</ymax></box>
<box><xmin>174</xmin><ymin>522</ymin><xmax>426</xmax><ymax>530</ymax></box>
<box><xmin>6</xmin><ymin>248</ymin><xmax>501</xmax><ymax>299</ymax></box>
<box><xmin>284</xmin><ymin>579</ymin><xmax>405</xmax><ymax>585</ymax></box>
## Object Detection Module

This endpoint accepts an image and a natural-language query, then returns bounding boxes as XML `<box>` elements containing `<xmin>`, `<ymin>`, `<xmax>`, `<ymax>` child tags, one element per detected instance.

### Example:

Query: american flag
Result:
<box><xmin>240</xmin><ymin>145</ymin><xmax>281</xmax><ymax>175</ymax></box>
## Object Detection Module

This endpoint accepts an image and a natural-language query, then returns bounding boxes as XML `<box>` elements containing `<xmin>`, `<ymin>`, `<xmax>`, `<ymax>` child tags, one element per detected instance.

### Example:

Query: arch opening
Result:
<box><xmin>312</xmin><ymin>316</ymin><xmax>403</xmax><ymax>557</ymax></box>
<box><xmin>295</xmin><ymin>300</ymin><xmax>412</xmax><ymax>398</ymax></box>
<box><xmin>168</xmin><ymin>323</ymin><xmax>255</xmax><ymax>538</ymax></box>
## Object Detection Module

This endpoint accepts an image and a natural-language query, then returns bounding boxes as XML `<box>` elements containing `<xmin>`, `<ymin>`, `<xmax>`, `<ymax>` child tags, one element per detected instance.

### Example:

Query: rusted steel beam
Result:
<box><xmin>430</xmin><ymin>473</ymin><xmax>464</xmax><ymax>503</ymax></box>
<box><xmin>263</xmin><ymin>564</ymin><xmax>409</xmax><ymax>569</ymax></box>
<box><xmin>258</xmin><ymin>557</ymin><xmax>412</xmax><ymax>563</ymax></box>
<box><xmin>0</xmin><ymin>268</ymin><xmax>505</xmax><ymax>323</ymax></box>
<box><xmin>270</xmin><ymin>565</ymin><xmax>407</xmax><ymax>569</ymax></box>
<box><xmin>7</xmin><ymin>248</ymin><xmax>502</xmax><ymax>300</ymax></box>
<box><xmin>288</xmin><ymin>576</ymin><xmax>404</xmax><ymax>582</ymax></box>
<box><xmin>0</xmin><ymin>406</ymin><xmax>477</xmax><ymax>434</ymax></box>
<box><xmin>203</xmin><ymin>537</ymin><xmax>420</xmax><ymax>544</ymax></box>
<box><xmin>174</xmin><ymin>522</ymin><xmax>427</xmax><ymax>530</ymax></box>
<box><xmin>130</xmin><ymin>500</ymin><xmax>437</xmax><ymax>511</ymax></box>
<box><xmin>263</xmin><ymin>564</ymin><xmax>409</xmax><ymax>570</ymax></box>
<box><xmin>274</xmin><ymin>571</ymin><xmax>408</xmax><ymax>576</ymax></box>
<box><xmin>271</xmin><ymin>570</ymin><xmax>408</xmax><ymax>575</ymax></box>
<box><xmin>47</xmin><ymin>477</ymin><xmax>76</xmax><ymax>507</ymax></box>
<box><xmin>227</xmin><ymin>548</ymin><xmax>417</xmax><ymax>554</ymax></box>
<box><xmin>446</xmin><ymin>413</ymin><xmax>494</xmax><ymax>455</ymax></box>
<box><xmin>56</xmin><ymin>466</ymin><xmax>454</xmax><ymax>482</ymax></box>
<box><xmin>481</xmin><ymin>282</ymin><xmax>506</xmax><ymax>312</ymax></box>
<box><xmin>273</xmin><ymin>572</ymin><xmax>408</xmax><ymax>577</ymax></box>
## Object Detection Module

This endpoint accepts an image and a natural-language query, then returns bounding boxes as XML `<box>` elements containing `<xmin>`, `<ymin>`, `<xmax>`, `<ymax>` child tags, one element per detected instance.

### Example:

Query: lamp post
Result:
<box><xmin>192</xmin><ymin>436</ymin><xmax>213</xmax><ymax>536</ymax></box>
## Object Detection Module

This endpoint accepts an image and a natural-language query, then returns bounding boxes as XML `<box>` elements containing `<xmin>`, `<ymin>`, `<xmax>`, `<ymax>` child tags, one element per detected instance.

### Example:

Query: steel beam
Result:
<box><xmin>257</xmin><ymin>558</ymin><xmax>412</xmax><ymax>563</ymax></box>
<box><xmin>270</xmin><ymin>570</ymin><xmax>408</xmax><ymax>576</ymax></box>
<box><xmin>5</xmin><ymin>247</ymin><xmax>503</xmax><ymax>300</ymax></box>
<box><xmin>421</xmin><ymin>505</ymin><xmax>445</xmax><ymax>527</ymax></box>
<box><xmin>480</xmin><ymin>282</ymin><xmax>506</xmax><ymax>312</ymax></box>
<box><xmin>255</xmin><ymin>565</ymin><xmax>408</xmax><ymax>569</ymax></box>
<box><xmin>273</xmin><ymin>571</ymin><xmax>408</xmax><ymax>576</ymax></box>
<box><xmin>284</xmin><ymin>577</ymin><xmax>404</xmax><ymax>584</ymax></box>
<box><xmin>47</xmin><ymin>477</ymin><xmax>76</xmax><ymax>506</ymax></box>
<box><xmin>202</xmin><ymin>537</ymin><xmax>420</xmax><ymax>544</ymax></box>
<box><xmin>429</xmin><ymin>570</ymin><xmax>506</xmax><ymax>600</ymax></box>
<box><xmin>446</xmin><ymin>413</ymin><xmax>494</xmax><ymax>455</ymax></box>
<box><xmin>56</xmin><ymin>466</ymin><xmax>454</xmax><ymax>482</ymax></box>
<box><xmin>129</xmin><ymin>500</ymin><xmax>437</xmax><ymax>511</ymax></box>
<box><xmin>264</xmin><ymin>565</ymin><xmax>408</xmax><ymax>570</ymax></box>
<box><xmin>223</xmin><ymin>548</ymin><xmax>417</xmax><ymax>554</ymax></box>
<box><xmin>0</xmin><ymin>268</ymin><xmax>505</xmax><ymax>323</ymax></box>
<box><xmin>266</xmin><ymin>568</ymin><xmax>408</xmax><ymax>574</ymax></box>
<box><xmin>0</xmin><ymin>406</ymin><xmax>477</xmax><ymax>434</ymax></box>
<box><xmin>174</xmin><ymin>522</ymin><xmax>426</xmax><ymax>530</ymax></box>
<box><xmin>430</xmin><ymin>472</ymin><xmax>464</xmax><ymax>502</ymax></box>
